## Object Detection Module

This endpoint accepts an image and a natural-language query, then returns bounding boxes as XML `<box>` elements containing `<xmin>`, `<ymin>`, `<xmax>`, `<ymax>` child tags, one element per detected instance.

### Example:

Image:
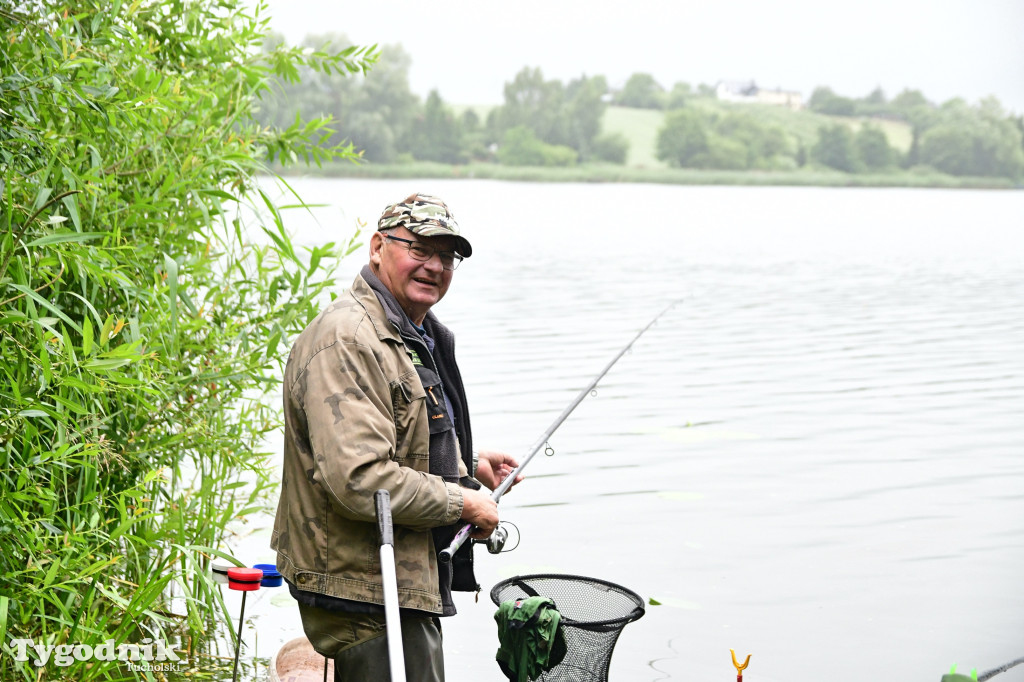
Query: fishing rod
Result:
<box><xmin>439</xmin><ymin>300</ymin><xmax>681</xmax><ymax>564</ymax></box>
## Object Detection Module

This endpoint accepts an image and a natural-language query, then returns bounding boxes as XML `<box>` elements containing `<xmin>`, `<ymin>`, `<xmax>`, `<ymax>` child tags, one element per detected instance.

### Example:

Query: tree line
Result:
<box><xmin>257</xmin><ymin>34</ymin><xmax>628</xmax><ymax>167</ymax></box>
<box><xmin>804</xmin><ymin>87</ymin><xmax>1024</xmax><ymax>177</ymax></box>
<box><xmin>257</xmin><ymin>35</ymin><xmax>1024</xmax><ymax>180</ymax></box>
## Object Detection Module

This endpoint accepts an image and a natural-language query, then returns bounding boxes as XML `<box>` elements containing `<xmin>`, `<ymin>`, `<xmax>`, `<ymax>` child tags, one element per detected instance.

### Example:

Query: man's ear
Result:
<box><xmin>369</xmin><ymin>231</ymin><xmax>384</xmax><ymax>266</ymax></box>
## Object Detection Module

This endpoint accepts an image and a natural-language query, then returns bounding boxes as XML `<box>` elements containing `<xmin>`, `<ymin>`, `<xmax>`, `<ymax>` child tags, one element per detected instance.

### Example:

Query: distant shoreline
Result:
<box><xmin>278</xmin><ymin>161</ymin><xmax>1020</xmax><ymax>190</ymax></box>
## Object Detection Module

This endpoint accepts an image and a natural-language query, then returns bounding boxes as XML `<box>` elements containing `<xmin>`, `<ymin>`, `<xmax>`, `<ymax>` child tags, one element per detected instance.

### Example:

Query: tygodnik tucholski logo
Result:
<box><xmin>10</xmin><ymin>637</ymin><xmax>183</xmax><ymax>672</ymax></box>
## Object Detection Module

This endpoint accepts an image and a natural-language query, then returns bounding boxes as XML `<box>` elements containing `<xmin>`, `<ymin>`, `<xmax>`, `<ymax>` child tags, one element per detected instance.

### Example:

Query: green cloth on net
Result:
<box><xmin>494</xmin><ymin>596</ymin><xmax>568</xmax><ymax>682</ymax></box>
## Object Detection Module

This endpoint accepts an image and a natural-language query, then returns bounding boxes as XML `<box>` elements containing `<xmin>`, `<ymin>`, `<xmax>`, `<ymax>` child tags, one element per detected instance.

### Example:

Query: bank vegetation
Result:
<box><xmin>0</xmin><ymin>1</ymin><xmax>364</xmax><ymax>678</ymax></box>
<box><xmin>258</xmin><ymin>36</ymin><xmax>1024</xmax><ymax>189</ymax></box>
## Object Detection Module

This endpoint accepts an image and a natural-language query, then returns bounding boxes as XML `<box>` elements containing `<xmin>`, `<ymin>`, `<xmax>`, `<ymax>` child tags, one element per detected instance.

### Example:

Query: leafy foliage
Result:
<box><xmin>591</xmin><ymin>133</ymin><xmax>630</xmax><ymax>165</ymax></box>
<box><xmin>564</xmin><ymin>74</ymin><xmax>611</xmax><ymax>159</ymax></box>
<box><xmin>497</xmin><ymin>127</ymin><xmax>578</xmax><ymax>167</ymax></box>
<box><xmin>410</xmin><ymin>91</ymin><xmax>467</xmax><ymax>164</ymax></box>
<box><xmin>487</xmin><ymin>68</ymin><xmax>614</xmax><ymax>161</ymax></box>
<box><xmin>257</xmin><ymin>34</ymin><xmax>412</xmax><ymax>163</ymax></box>
<box><xmin>855</xmin><ymin>124</ymin><xmax>897</xmax><ymax>170</ymax></box>
<box><xmin>666</xmin><ymin>82</ymin><xmax>693</xmax><ymax>110</ymax></box>
<box><xmin>490</xmin><ymin>67</ymin><xmax>568</xmax><ymax>147</ymax></box>
<box><xmin>615</xmin><ymin>73</ymin><xmax>666</xmax><ymax>110</ymax></box>
<box><xmin>0</xmin><ymin>1</ymin><xmax>370</xmax><ymax>678</ymax></box>
<box><xmin>656</xmin><ymin>109</ymin><xmax>710</xmax><ymax>167</ymax></box>
<box><xmin>657</xmin><ymin>108</ymin><xmax>797</xmax><ymax>170</ymax></box>
<box><xmin>808</xmin><ymin>86</ymin><xmax>857</xmax><ymax>116</ymax></box>
<box><xmin>812</xmin><ymin>124</ymin><xmax>861</xmax><ymax>172</ymax></box>
<box><xmin>917</xmin><ymin>98</ymin><xmax>1024</xmax><ymax>177</ymax></box>
<box><xmin>804</xmin><ymin>85</ymin><xmax>1022</xmax><ymax>178</ymax></box>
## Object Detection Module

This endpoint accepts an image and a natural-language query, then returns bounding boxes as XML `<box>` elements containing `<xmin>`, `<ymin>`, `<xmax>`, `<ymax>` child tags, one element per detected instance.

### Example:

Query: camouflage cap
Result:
<box><xmin>377</xmin><ymin>192</ymin><xmax>472</xmax><ymax>258</ymax></box>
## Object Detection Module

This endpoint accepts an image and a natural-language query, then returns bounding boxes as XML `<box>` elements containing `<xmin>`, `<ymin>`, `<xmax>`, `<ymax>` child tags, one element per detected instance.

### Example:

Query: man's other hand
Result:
<box><xmin>475</xmin><ymin>450</ymin><xmax>523</xmax><ymax>493</ymax></box>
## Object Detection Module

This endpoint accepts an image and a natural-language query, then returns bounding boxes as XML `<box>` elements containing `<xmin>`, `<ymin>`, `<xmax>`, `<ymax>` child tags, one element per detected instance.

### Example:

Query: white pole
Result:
<box><xmin>375</xmin><ymin>490</ymin><xmax>407</xmax><ymax>682</ymax></box>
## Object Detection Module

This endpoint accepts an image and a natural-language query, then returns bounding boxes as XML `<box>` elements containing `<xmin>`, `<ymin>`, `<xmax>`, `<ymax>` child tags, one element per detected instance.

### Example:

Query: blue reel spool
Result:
<box><xmin>253</xmin><ymin>563</ymin><xmax>282</xmax><ymax>587</ymax></box>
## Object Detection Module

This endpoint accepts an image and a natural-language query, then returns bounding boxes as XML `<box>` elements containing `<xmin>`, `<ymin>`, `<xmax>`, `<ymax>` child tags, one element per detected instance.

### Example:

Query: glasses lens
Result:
<box><xmin>445</xmin><ymin>253</ymin><xmax>463</xmax><ymax>271</ymax></box>
<box><xmin>407</xmin><ymin>243</ymin><xmax>432</xmax><ymax>261</ymax></box>
<box><xmin>390</xmin><ymin>236</ymin><xmax>462</xmax><ymax>271</ymax></box>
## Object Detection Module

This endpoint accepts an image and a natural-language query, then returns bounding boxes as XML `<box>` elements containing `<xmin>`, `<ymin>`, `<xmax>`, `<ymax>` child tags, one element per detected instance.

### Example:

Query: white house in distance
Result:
<box><xmin>716</xmin><ymin>80</ymin><xmax>804</xmax><ymax>110</ymax></box>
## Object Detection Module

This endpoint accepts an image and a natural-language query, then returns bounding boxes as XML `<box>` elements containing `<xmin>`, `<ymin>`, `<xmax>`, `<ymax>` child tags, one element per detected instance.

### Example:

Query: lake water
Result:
<box><xmin>234</xmin><ymin>178</ymin><xmax>1024</xmax><ymax>682</ymax></box>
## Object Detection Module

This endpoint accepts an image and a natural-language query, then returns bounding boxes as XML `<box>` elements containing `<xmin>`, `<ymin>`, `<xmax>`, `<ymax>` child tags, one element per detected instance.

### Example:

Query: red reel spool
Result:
<box><xmin>227</xmin><ymin>567</ymin><xmax>263</xmax><ymax>592</ymax></box>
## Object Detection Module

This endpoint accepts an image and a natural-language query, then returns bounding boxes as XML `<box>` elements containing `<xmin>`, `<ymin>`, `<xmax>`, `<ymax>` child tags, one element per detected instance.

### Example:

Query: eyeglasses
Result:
<box><xmin>384</xmin><ymin>235</ymin><xmax>463</xmax><ymax>271</ymax></box>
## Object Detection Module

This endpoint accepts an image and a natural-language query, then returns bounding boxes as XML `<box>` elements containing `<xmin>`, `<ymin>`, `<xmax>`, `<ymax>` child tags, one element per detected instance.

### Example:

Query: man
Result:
<box><xmin>272</xmin><ymin>192</ymin><xmax>519</xmax><ymax>681</ymax></box>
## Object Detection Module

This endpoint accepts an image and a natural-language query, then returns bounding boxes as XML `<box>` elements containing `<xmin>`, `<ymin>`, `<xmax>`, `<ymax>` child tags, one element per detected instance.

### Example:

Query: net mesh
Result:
<box><xmin>490</xmin><ymin>573</ymin><xmax>646</xmax><ymax>682</ymax></box>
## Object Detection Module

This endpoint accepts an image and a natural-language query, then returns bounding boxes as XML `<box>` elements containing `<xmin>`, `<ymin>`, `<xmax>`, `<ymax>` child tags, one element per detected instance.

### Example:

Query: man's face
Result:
<box><xmin>370</xmin><ymin>226</ymin><xmax>456</xmax><ymax>325</ymax></box>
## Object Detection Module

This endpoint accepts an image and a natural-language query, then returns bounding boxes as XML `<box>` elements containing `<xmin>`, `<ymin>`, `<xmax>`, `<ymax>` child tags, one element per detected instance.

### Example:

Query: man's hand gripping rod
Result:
<box><xmin>439</xmin><ymin>301</ymin><xmax>680</xmax><ymax>563</ymax></box>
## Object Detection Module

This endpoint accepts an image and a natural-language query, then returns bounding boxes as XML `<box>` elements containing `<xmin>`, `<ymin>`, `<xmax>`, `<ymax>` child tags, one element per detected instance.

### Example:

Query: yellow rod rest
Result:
<box><xmin>731</xmin><ymin>649</ymin><xmax>752</xmax><ymax>674</ymax></box>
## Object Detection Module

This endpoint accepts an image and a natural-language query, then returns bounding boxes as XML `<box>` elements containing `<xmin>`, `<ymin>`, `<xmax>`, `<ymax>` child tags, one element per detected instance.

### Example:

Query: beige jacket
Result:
<box><xmin>271</xmin><ymin>273</ymin><xmax>469</xmax><ymax>613</ymax></box>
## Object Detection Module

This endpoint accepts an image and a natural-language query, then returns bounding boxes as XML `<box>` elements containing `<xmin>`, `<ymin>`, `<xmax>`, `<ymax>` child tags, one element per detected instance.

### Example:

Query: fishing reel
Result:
<box><xmin>474</xmin><ymin>521</ymin><xmax>520</xmax><ymax>555</ymax></box>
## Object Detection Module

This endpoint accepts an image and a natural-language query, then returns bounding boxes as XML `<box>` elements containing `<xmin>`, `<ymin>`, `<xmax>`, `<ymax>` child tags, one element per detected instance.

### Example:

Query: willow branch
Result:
<box><xmin>0</xmin><ymin>190</ymin><xmax>81</xmax><ymax>281</ymax></box>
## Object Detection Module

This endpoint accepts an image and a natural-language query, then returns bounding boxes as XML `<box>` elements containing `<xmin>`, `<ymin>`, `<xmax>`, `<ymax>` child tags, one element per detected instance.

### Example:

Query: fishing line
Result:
<box><xmin>440</xmin><ymin>300</ymin><xmax>682</xmax><ymax>563</ymax></box>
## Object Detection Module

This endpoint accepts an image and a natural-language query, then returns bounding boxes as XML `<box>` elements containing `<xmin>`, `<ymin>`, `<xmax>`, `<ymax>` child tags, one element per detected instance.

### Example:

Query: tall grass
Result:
<box><xmin>0</xmin><ymin>1</ymin><xmax>373</xmax><ymax>679</ymax></box>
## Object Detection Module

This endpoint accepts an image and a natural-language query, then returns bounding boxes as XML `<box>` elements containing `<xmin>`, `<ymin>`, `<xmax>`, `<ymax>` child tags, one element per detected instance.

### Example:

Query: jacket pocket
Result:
<box><xmin>392</xmin><ymin>371</ymin><xmax>429</xmax><ymax>461</ymax></box>
<box><xmin>414</xmin><ymin>365</ymin><xmax>455</xmax><ymax>435</ymax></box>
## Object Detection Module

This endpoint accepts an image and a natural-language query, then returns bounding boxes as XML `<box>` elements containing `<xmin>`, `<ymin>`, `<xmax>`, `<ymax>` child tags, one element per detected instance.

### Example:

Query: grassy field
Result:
<box><xmin>602</xmin><ymin>106</ymin><xmax>668</xmax><ymax>168</ymax></box>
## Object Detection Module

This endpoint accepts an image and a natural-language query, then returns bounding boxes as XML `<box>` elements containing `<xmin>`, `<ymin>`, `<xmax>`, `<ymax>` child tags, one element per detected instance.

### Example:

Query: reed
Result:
<box><xmin>0</xmin><ymin>1</ymin><xmax>372</xmax><ymax>679</ymax></box>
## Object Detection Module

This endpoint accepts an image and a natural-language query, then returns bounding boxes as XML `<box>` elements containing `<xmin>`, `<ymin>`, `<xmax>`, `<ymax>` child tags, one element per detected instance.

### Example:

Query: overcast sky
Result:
<box><xmin>260</xmin><ymin>0</ymin><xmax>1024</xmax><ymax>114</ymax></box>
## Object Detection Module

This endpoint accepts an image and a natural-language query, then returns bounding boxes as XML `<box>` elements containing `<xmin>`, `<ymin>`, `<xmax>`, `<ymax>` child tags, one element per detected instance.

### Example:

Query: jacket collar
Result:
<box><xmin>357</xmin><ymin>265</ymin><xmax>438</xmax><ymax>343</ymax></box>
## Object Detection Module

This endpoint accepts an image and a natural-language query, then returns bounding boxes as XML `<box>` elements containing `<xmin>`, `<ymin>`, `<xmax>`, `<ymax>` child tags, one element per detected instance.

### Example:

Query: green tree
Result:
<box><xmin>410</xmin><ymin>90</ymin><xmax>465</xmax><ymax>163</ymax></box>
<box><xmin>459</xmin><ymin>108</ymin><xmax>492</xmax><ymax>161</ymax></box>
<box><xmin>591</xmin><ymin>132</ymin><xmax>630</xmax><ymax>164</ymax></box>
<box><xmin>497</xmin><ymin>126</ymin><xmax>577</xmax><ymax>166</ymax></box>
<box><xmin>564</xmin><ymin>74</ymin><xmax>609</xmax><ymax>159</ymax></box>
<box><xmin>918</xmin><ymin>97</ymin><xmax>1024</xmax><ymax>177</ymax></box>
<box><xmin>808</xmin><ymin>86</ymin><xmax>857</xmax><ymax>116</ymax></box>
<box><xmin>855</xmin><ymin>86</ymin><xmax>892</xmax><ymax>117</ymax></box>
<box><xmin>0</xmin><ymin>1</ymin><xmax>371</xmax><ymax>677</ymax></box>
<box><xmin>692</xmin><ymin>135</ymin><xmax>749</xmax><ymax>170</ymax></box>
<box><xmin>891</xmin><ymin>88</ymin><xmax>932</xmax><ymax>113</ymax></box>
<box><xmin>350</xmin><ymin>43</ymin><xmax>420</xmax><ymax>160</ymax></box>
<box><xmin>489</xmin><ymin>68</ymin><xmax>609</xmax><ymax>161</ymax></box>
<box><xmin>666</xmin><ymin>82</ymin><xmax>692</xmax><ymax>110</ymax></box>
<box><xmin>258</xmin><ymin>37</ymin><xmax>418</xmax><ymax>163</ymax></box>
<box><xmin>888</xmin><ymin>89</ymin><xmax>935</xmax><ymax>166</ymax></box>
<box><xmin>714</xmin><ymin>112</ymin><xmax>794</xmax><ymax>168</ymax></box>
<box><xmin>918</xmin><ymin>125</ymin><xmax>975</xmax><ymax>175</ymax></box>
<box><xmin>615</xmin><ymin>73</ymin><xmax>666</xmax><ymax>109</ymax></box>
<box><xmin>258</xmin><ymin>32</ymin><xmax>360</xmax><ymax>135</ymax></box>
<box><xmin>855</xmin><ymin>124</ymin><xmax>896</xmax><ymax>170</ymax></box>
<box><xmin>656</xmin><ymin>109</ymin><xmax>709</xmax><ymax>167</ymax></box>
<box><xmin>491</xmin><ymin>67</ymin><xmax>568</xmax><ymax>149</ymax></box>
<box><xmin>865</xmin><ymin>87</ymin><xmax>887</xmax><ymax>105</ymax></box>
<box><xmin>812</xmin><ymin>124</ymin><xmax>861</xmax><ymax>172</ymax></box>
<box><xmin>796</xmin><ymin>142</ymin><xmax>809</xmax><ymax>167</ymax></box>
